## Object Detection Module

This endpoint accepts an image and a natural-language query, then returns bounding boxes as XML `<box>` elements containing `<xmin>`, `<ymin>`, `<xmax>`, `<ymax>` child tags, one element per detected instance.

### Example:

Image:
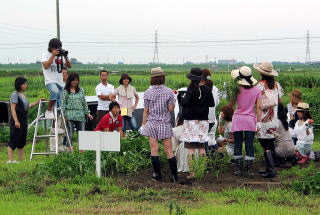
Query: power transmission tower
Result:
<box><xmin>305</xmin><ymin>30</ymin><xmax>311</xmax><ymax>63</ymax></box>
<box><xmin>153</xmin><ymin>30</ymin><xmax>159</xmax><ymax>64</ymax></box>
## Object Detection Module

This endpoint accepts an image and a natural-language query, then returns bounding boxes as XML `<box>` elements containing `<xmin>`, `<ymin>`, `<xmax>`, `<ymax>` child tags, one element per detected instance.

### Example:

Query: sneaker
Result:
<box><xmin>7</xmin><ymin>160</ymin><xmax>19</xmax><ymax>164</ymax></box>
<box><xmin>51</xmin><ymin>128</ymin><xmax>65</xmax><ymax>134</ymax></box>
<box><xmin>45</xmin><ymin>110</ymin><xmax>55</xmax><ymax>119</ymax></box>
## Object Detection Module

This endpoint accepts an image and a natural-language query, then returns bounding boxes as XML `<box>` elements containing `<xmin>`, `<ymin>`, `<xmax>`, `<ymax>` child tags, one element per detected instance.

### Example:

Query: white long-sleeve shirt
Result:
<box><xmin>293</xmin><ymin>119</ymin><xmax>314</xmax><ymax>145</ymax></box>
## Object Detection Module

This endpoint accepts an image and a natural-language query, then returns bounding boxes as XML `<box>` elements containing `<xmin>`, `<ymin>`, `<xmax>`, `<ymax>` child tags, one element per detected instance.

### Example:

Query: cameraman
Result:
<box><xmin>41</xmin><ymin>38</ymin><xmax>72</xmax><ymax>119</ymax></box>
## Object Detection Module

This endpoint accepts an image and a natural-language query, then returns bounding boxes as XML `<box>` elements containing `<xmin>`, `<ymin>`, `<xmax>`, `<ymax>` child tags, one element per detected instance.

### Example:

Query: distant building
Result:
<box><xmin>218</xmin><ymin>59</ymin><xmax>237</xmax><ymax>65</ymax></box>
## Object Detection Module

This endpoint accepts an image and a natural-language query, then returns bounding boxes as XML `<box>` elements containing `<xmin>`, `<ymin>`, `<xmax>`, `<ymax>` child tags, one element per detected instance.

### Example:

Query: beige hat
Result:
<box><xmin>253</xmin><ymin>62</ymin><xmax>278</xmax><ymax>77</ymax></box>
<box><xmin>151</xmin><ymin>67</ymin><xmax>166</xmax><ymax>77</ymax></box>
<box><xmin>297</xmin><ymin>102</ymin><xmax>310</xmax><ymax>111</ymax></box>
<box><xmin>231</xmin><ymin>66</ymin><xmax>257</xmax><ymax>86</ymax></box>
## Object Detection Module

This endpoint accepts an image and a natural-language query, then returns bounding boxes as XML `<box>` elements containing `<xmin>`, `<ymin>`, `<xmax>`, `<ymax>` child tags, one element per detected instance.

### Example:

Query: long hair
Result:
<box><xmin>299</xmin><ymin>110</ymin><xmax>313</xmax><ymax>121</ymax></box>
<box><xmin>187</xmin><ymin>80</ymin><xmax>200</xmax><ymax>98</ymax></box>
<box><xmin>278</xmin><ymin>103</ymin><xmax>289</xmax><ymax>130</ymax></box>
<box><xmin>65</xmin><ymin>72</ymin><xmax>80</xmax><ymax>94</ymax></box>
<box><xmin>261</xmin><ymin>74</ymin><xmax>275</xmax><ymax>89</ymax></box>
<box><xmin>202</xmin><ymin>69</ymin><xmax>213</xmax><ymax>90</ymax></box>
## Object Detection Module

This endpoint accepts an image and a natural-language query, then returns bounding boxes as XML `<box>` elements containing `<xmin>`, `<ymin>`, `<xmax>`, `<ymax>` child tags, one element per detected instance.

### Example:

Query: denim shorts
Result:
<box><xmin>46</xmin><ymin>83</ymin><xmax>63</xmax><ymax>106</ymax></box>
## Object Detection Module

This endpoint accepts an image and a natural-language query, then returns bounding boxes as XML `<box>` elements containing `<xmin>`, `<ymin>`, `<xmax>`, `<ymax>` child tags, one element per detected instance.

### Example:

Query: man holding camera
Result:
<box><xmin>41</xmin><ymin>38</ymin><xmax>72</xmax><ymax>119</ymax></box>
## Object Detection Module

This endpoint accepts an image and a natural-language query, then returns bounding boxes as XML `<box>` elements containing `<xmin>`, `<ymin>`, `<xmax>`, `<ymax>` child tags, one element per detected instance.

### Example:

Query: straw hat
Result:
<box><xmin>297</xmin><ymin>102</ymin><xmax>309</xmax><ymax>111</ymax></box>
<box><xmin>231</xmin><ymin>66</ymin><xmax>257</xmax><ymax>86</ymax></box>
<box><xmin>151</xmin><ymin>67</ymin><xmax>166</xmax><ymax>77</ymax></box>
<box><xmin>253</xmin><ymin>62</ymin><xmax>278</xmax><ymax>77</ymax></box>
<box><xmin>288</xmin><ymin>89</ymin><xmax>302</xmax><ymax>100</ymax></box>
<box><xmin>186</xmin><ymin>68</ymin><xmax>204</xmax><ymax>81</ymax></box>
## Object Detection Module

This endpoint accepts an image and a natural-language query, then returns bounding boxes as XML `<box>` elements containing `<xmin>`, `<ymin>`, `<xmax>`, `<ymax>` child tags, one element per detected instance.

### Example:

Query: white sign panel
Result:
<box><xmin>79</xmin><ymin>131</ymin><xmax>120</xmax><ymax>152</ymax></box>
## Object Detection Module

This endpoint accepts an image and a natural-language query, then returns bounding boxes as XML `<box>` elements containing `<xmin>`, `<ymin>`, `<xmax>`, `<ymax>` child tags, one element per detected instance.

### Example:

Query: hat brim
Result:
<box><xmin>253</xmin><ymin>64</ymin><xmax>278</xmax><ymax>77</ymax></box>
<box><xmin>231</xmin><ymin>69</ymin><xmax>257</xmax><ymax>86</ymax></box>
<box><xmin>151</xmin><ymin>73</ymin><xmax>166</xmax><ymax>78</ymax></box>
<box><xmin>186</xmin><ymin>73</ymin><xmax>204</xmax><ymax>81</ymax></box>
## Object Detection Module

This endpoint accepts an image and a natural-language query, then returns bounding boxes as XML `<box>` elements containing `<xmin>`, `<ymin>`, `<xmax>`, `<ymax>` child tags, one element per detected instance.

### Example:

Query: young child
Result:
<box><xmin>287</xmin><ymin>89</ymin><xmax>303</xmax><ymax>145</ymax></box>
<box><xmin>8</xmin><ymin>77</ymin><xmax>43</xmax><ymax>163</ymax></box>
<box><xmin>217</xmin><ymin>105</ymin><xmax>234</xmax><ymax>156</ymax></box>
<box><xmin>293</xmin><ymin>102</ymin><xmax>314</xmax><ymax>164</ymax></box>
<box><xmin>95</xmin><ymin>101</ymin><xmax>125</xmax><ymax>137</ymax></box>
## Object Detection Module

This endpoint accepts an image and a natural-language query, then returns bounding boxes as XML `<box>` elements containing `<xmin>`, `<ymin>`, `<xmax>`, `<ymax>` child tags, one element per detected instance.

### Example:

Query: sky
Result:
<box><xmin>0</xmin><ymin>0</ymin><xmax>320</xmax><ymax>64</ymax></box>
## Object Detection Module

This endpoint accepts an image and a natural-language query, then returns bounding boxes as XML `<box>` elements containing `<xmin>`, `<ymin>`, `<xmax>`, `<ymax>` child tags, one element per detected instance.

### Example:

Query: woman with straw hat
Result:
<box><xmin>179</xmin><ymin>68</ymin><xmax>215</xmax><ymax>180</ymax></box>
<box><xmin>140</xmin><ymin>67</ymin><xmax>178</xmax><ymax>182</ymax></box>
<box><xmin>254</xmin><ymin>62</ymin><xmax>284</xmax><ymax>178</ymax></box>
<box><xmin>230</xmin><ymin>66</ymin><xmax>262</xmax><ymax>178</ymax></box>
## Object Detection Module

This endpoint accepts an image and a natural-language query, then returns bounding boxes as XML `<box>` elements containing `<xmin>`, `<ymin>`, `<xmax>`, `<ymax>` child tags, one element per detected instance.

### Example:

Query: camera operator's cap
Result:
<box><xmin>297</xmin><ymin>102</ymin><xmax>309</xmax><ymax>111</ymax></box>
<box><xmin>151</xmin><ymin>67</ymin><xmax>166</xmax><ymax>77</ymax></box>
<box><xmin>253</xmin><ymin>62</ymin><xmax>278</xmax><ymax>77</ymax></box>
<box><xmin>231</xmin><ymin>66</ymin><xmax>257</xmax><ymax>86</ymax></box>
<box><xmin>96</xmin><ymin>66</ymin><xmax>109</xmax><ymax>73</ymax></box>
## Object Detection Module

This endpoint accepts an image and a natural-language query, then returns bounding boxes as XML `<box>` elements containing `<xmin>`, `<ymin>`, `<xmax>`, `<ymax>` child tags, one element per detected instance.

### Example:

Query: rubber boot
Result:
<box><xmin>243</xmin><ymin>160</ymin><xmax>254</xmax><ymax>178</ymax></box>
<box><xmin>258</xmin><ymin>152</ymin><xmax>268</xmax><ymax>175</ymax></box>
<box><xmin>261</xmin><ymin>151</ymin><xmax>276</xmax><ymax>178</ymax></box>
<box><xmin>298</xmin><ymin>155</ymin><xmax>309</xmax><ymax>164</ymax></box>
<box><xmin>150</xmin><ymin>156</ymin><xmax>161</xmax><ymax>181</ymax></box>
<box><xmin>234</xmin><ymin>158</ymin><xmax>243</xmax><ymax>177</ymax></box>
<box><xmin>168</xmin><ymin>157</ymin><xmax>178</xmax><ymax>183</ymax></box>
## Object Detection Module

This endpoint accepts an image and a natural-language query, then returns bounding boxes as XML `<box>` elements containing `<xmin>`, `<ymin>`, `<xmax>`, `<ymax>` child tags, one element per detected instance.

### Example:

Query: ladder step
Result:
<box><xmin>38</xmin><ymin>117</ymin><xmax>55</xmax><ymax>121</ymax></box>
<box><xmin>36</xmin><ymin>135</ymin><xmax>57</xmax><ymax>138</ymax></box>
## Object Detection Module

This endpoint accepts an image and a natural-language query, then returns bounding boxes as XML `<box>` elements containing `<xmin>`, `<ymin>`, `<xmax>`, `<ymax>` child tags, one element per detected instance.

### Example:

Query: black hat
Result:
<box><xmin>186</xmin><ymin>68</ymin><xmax>204</xmax><ymax>81</ymax></box>
<box><xmin>119</xmin><ymin>73</ymin><xmax>132</xmax><ymax>85</ymax></box>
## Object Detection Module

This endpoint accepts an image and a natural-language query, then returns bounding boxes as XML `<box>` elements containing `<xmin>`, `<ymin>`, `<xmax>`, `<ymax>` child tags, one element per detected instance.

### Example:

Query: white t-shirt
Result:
<box><xmin>95</xmin><ymin>82</ymin><xmax>115</xmax><ymax>111</ymax></box>
<box><xmin>208</xmin><ymin>86</ymin><xmax>220</xmax><ymax>123</ymax></box>
<box><xmin>41</xmin><ymin>51</ymin><xmax>65</xmax><ymax>86</ymax></box>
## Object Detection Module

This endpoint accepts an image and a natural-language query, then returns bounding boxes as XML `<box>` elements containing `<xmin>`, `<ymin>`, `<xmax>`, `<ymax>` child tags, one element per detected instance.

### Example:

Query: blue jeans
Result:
<box><xmin>122</xmin><ymin>115</ymin><xmax>138</xmax><ymax>131</ymax></box>
<box><xmin>233</xmin><ymin>131</ymin><xmax>255</xmax><ymax>160</ymax></box>
<box><xmin>46</xmin><ymin>83</ymin><xmax>63</xmax><ymax>107</ymax></box>
<box><xmin>64</xmin><ymin>120</ymin><xmax>85</xmax><ymax>146</ymax></box>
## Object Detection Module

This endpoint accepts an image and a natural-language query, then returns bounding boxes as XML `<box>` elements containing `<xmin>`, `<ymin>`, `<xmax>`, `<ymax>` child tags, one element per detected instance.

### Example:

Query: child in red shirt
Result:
<box><xmin>95</xmin><ymin>102</ymin><xmax>125</xmax><ymax>137</ymax></box>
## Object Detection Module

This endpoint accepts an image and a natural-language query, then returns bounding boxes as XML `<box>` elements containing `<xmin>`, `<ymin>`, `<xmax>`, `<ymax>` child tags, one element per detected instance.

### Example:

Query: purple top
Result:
<box><xmin>231</xmin><ymin>86</ymin><xmax>261</xmax><ymax>132</ymax></box>
<box><xmin>144</xmin><ymin>85</ymin><xmax>175</xmax><ymax>123</ymax></box>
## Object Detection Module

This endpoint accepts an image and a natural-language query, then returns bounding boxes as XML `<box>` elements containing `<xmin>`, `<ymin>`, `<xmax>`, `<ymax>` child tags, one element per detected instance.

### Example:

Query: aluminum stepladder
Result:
<box><xmin>30</xmin><ymin>100</ymin><xmax>72</xmax><ymax>160</ymax></box>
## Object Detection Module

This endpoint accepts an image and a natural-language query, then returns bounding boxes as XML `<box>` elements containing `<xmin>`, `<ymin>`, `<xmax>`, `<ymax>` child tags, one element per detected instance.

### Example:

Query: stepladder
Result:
<box><xmin>30</xmin><ymin>100</ymin><xmax>72</xmax><ymax>161</ymax></box>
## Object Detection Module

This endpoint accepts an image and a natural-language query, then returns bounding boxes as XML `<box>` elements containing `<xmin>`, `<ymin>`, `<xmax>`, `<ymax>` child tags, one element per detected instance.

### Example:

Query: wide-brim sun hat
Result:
<box><xmin>231</xmin><ymin>66</ymin><xmax>257</xmax><ymax>86</ymax></box>
<box><xmin>119</xmin><ymin>73</ymin><xmax>132</xmax><ymax>85</ymax></box>
<box><xmin>187</xmin><ymin>68</ymin><xmax>204</xmax><ymax>81</ymax></box>
<box><xmin>253</xmin><ymin>62</ymin><xmax>278</xmax><ymax>77</ymax></box>
<box><xmin>297</xmin><ymin>102</ymin><xmax>310</xmax><ymax>111</ymax></box>
<box><xmin>151</xmin><ymin>67</ymin><xmax>166</xmax><ymax>77</ymax></box>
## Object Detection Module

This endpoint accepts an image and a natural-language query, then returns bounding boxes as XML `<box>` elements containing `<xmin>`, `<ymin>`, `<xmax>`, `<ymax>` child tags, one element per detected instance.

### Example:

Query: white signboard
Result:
<box><xmin>79</xmin><ymin>131</ymin><xmax>121</xmax><ymax>177</ymax></box>
<box><xmin>79</xmin><ymin>131</ymin><xmax>120</xmax><ymax>152</ymax></box>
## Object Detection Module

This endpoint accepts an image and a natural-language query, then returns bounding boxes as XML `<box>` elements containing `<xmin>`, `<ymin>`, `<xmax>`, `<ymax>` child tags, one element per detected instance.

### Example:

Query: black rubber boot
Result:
<box><xmin>243</xmin><ymin>160</ymin><xmax>254</xmax><ymax>178</ymax></box>
<box><xmin>150</xmin><ymin>156</ymin><xmax>162</xmax><ymax>181</ymax></box>
<box><xmin>258</xmin><ymin>152</ymin><xmax>268</xmax><ymax>175</ymax></box>
<box><xmin>167</xmin><ymin>157</ymin><xmax>178</xmax><ymax>183</ymax></box>
<box><xmin>234</xmin><ymin>158</ymin><xmax>243</xmax><ymax>177</ymax></box>
<box><xmin>261</xmin><ymin>151</ymin><xmax>276</xmax><ymax>178</ymax></box>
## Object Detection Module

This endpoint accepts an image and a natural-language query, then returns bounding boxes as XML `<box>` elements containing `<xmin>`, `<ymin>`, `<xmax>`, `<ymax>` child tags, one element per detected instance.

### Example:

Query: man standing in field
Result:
<box><xmin>95</xmin><ymin>67</ymin><xmax>114</xmax><ymax>125</ymax></box>
<box><xmin>41</xmin><ymin>38</ymin><xmax>72</xmax><ymax>119</ymax></box>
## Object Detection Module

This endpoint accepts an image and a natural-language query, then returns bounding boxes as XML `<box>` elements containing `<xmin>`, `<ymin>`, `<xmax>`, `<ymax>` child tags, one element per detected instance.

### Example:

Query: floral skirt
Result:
<box><xmin>180</xmin><ymin>120</ymin><xmax>209</xmax><ymax>145</ymax></box>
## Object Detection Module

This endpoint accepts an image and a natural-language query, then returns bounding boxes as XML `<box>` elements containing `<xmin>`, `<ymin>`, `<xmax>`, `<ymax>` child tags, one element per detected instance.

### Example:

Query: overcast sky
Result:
<box><xmin>0</xmin><ymin>0</ymin><xmax>319</xmax><ymax>64</ymax></box>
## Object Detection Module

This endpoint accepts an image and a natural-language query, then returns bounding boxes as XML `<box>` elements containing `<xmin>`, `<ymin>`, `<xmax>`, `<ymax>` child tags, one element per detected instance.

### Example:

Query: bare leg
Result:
<box><xmin>163</xmin><ymin>138</ymin><xmax>174</xmax><ymax>159</ymax></box>
<box><xmin>18</xmin><ymin>148</ymin><xmax>24</xmax><ymax>161</ymax></box>
<box><xmin>7</xmin><ymin>147</ymin><xmax>14</xmax><ymax>161</ymax></box>
<box><xmin>47</xmin><ymin>100</ymin><xmax>55</xmax><ymax>111</ymax></box>
<box><xmin>199</xmin><ymin>148</ymin><xmax>206</xmax><ymax>157</ymax></box>
<box><xmin>149</xmin><ymin>137</ymin><xmax>159</xmax><ymax>156</ymax></box>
